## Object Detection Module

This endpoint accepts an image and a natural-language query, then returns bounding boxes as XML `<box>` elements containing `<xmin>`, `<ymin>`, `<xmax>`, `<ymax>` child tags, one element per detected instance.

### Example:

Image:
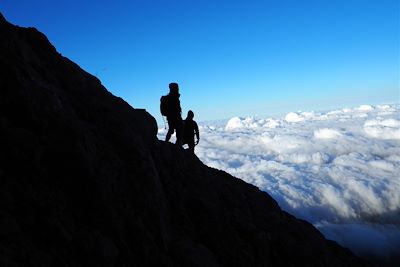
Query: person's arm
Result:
<box><xmin>194</xmin><ymin>121</ymin><xmax>200</xmax><ymax>145</ymax></box>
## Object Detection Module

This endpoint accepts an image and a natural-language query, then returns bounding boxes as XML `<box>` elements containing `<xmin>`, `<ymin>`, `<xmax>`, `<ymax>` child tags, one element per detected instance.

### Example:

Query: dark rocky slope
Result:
<box><xmin>0</xmin><ymin>13</ymin><xmax>367</xmax><ymax>266</ymax></box>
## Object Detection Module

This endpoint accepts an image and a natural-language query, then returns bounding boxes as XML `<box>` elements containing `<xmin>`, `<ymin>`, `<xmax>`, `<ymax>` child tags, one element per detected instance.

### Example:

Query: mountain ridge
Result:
<box><xmin>0</xmin><ymin>13</ymin><xmax>367</xmax><ymax>266</ymax></box>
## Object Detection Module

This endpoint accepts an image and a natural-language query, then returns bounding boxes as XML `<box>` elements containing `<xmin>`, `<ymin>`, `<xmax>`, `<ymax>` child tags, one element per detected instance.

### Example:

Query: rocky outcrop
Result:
<box><xmin>0</xmin><ymin>13</ymin><xmax>367</xmax><ymax>266</ymax></box>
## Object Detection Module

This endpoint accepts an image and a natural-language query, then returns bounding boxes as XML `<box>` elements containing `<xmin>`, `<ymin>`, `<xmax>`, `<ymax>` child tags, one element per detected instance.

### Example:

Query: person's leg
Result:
<box><xmin>165</xmin><ymin>129</ymin><xmax>174</xmax><ymax>142</ymax></box>
<box><xmin>175</xmin><ymin>119</ymin><xmax>183</xmax><ymax>145</ymax></box>
<box><xmin>188</xmin><ymin>141</ymin><xmax>195</xmax><ymax>153</ymax></box>
<box><xmin>165</xmin><ymin>118</ymin><xmax>175</xmax><ymax>142</ymax></box>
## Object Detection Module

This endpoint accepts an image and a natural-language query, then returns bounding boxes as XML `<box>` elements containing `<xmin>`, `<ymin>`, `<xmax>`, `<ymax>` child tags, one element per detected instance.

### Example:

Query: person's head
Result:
<box><xmin>187</xmin><ymin>110</ymin><xmax>194</xmax><ymax>120</ymax></box>
<box><xmin>169</xmin><ymin>82</ymin><xmax>179</xmax><ymax>95</ymax></box>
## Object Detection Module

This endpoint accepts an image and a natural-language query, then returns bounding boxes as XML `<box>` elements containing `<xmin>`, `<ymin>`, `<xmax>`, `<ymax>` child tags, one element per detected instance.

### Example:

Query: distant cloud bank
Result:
<box><xmin>158</xmin><ymin>104</ymin><xmax>400</xmax><ymax>258</ymax></box>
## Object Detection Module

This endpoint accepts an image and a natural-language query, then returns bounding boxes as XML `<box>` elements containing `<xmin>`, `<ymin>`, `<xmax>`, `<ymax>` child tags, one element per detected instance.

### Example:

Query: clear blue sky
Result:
<box><xmin>1</xmin><ymin>0</ymin><xmax>399</xmax><ymax>123</ymax></box>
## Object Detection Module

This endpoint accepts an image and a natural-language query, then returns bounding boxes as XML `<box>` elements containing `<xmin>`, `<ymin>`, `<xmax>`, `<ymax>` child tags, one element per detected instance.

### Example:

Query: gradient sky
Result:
<box><xmin>1</xmin><ymin>0</ymin><xmax>399</xmax><ymax>123</ymax></box>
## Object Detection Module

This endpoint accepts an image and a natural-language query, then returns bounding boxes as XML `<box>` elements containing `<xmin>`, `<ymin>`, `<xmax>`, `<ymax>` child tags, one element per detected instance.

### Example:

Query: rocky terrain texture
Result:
<box><xmin>0</xmin><ymin>13</ymin><xmax>367</xmax><ymax>266</ymax></box>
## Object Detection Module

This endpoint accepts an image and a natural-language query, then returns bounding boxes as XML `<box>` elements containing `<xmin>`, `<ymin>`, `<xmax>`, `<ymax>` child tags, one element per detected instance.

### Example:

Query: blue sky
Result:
<box><xmin>1</xmin><ymin>0</ymin><xmax>399</xmax><ymax>122</ymax></box>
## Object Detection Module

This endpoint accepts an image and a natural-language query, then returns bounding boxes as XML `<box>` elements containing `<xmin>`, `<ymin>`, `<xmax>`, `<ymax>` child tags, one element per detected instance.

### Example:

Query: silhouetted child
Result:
<box><xmin>183</xmin><ymin>110</ymin><xmax>200</xmax><ymax>153</ymax></box>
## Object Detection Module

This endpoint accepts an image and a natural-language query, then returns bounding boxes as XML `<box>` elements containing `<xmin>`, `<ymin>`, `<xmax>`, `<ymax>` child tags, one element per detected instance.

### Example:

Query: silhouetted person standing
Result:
<box><xmin>162</xmin><ymin>82</ymin><xmax>183</xmax><ymax>145</ymax></box>
<box><xmin>183</xmin><ymin>110</ymin><xmax>200</xmax><ymax>153</ymax></box>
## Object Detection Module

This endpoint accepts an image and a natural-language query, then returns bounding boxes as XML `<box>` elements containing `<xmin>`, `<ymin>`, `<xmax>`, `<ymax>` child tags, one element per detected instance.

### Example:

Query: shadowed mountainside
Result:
<box><xmin>0</xmin><ymin>13</ymin><xmax>368</xmax><ymax>266</ymax></box>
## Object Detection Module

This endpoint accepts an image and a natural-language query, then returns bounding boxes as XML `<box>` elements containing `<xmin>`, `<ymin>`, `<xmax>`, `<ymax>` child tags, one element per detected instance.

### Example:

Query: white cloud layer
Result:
<box><xmin>158</xmin><ymin>104</ymin><xmax>400</xmax><ymax>259</ymax></box>
<box><xmin>159</xmin><ymin>105</ymin><xmax>400</xmax><ymax>256</ymax></box>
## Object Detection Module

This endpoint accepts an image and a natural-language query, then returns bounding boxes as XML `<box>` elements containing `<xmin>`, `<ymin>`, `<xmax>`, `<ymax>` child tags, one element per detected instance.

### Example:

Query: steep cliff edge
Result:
<box><xmin>0</xmin><ymin>13</ymin><xmax>367</xmax><ymax>266</ymax></box>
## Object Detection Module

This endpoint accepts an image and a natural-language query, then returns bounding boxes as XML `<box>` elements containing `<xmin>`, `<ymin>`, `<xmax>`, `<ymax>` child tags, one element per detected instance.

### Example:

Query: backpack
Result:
<box><xmin>160</xmin><ymin>95</ymin><xmax>170</xmax><ymax>116</ymax></box>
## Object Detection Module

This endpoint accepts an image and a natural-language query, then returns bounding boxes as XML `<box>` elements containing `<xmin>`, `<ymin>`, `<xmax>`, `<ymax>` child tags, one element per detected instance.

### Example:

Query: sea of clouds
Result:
<box><xmin>158</xmin><ymin>104</ymin><xmax>400</xmax><ymax>260</ymax></box>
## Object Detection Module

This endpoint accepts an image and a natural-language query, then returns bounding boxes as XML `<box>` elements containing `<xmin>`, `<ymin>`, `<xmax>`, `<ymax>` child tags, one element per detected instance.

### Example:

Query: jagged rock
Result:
<box><xmin>0</xmin><ymin>13</ymin><xmax>368</xmax><ymax>266</ymax></box>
